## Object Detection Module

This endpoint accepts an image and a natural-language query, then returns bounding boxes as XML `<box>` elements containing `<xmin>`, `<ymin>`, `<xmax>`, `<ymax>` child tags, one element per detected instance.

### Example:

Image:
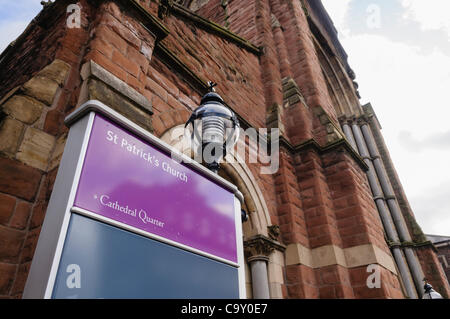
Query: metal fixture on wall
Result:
<box><xmin>422</xmin><ymin>281</ymin><xmax>443</xmax><ymax>299</ymax></box>
<box><xmin>185</xmin><ymin>82</ymin><xmax>240</xmax><ymax>174</ymax></box>
<box><xmin>241</xmin><ymin>209</ymin><xmax>248</xmax><ymax>223</ymax></box>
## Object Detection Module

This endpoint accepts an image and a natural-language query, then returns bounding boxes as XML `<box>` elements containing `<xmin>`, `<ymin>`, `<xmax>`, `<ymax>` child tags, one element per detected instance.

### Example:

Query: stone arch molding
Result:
<box><xmin>159</xmin><ymin>124</ymin><xmax>272</xmax><ymax>238</ymax></box>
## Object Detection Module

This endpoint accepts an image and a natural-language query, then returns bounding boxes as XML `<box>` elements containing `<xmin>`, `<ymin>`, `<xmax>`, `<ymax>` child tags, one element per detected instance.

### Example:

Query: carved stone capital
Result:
<box><xmin>244</xmin><ymin>234</ymin><xmax>285</xmax><ymax>261</ymax></box>
<box><xmin>338</xmin><ymin>116</ymin><xmax>356</xmax><ymax>126</ymax></box>
<box><xmin>356</xmin><ymin>115</ymin><xmax>369</xmax><ymax>126</ymax></box>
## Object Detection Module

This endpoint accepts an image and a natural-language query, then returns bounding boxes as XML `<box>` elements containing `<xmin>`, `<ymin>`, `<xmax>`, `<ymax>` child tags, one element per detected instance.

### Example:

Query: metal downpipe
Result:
<box><xmin>360</xmin><ymin>123</ymin><xmax>424</xmax><ymax>296</ymax></box>
<box><xmin>342</xmin><ymin>123</ymin><xmax>358</xmax><ymax>151</ymax></box>
<box><xmin>350</xmin><ymin>123</ymin><xmax>418</xmax><ymax>298</ymax></box>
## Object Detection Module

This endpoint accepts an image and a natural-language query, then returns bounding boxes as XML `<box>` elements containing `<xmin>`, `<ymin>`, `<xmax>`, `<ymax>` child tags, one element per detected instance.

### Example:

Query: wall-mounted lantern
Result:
<box><xmin>185</xmin><ymin>82</ymin><xmax>240</xmax><ymax>174</ymax></box>
<box><xmin>422</xmin><ymin>280</ymin><xmax>444</xmax><ymax>299</ymax></box>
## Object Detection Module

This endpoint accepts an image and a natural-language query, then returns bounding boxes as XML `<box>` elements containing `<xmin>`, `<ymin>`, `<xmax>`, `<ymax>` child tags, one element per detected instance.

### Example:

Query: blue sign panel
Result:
<box><xmin>52</xmin><ymin>214</ymin><xmax>239</xmax><ymax>299</ymax></box>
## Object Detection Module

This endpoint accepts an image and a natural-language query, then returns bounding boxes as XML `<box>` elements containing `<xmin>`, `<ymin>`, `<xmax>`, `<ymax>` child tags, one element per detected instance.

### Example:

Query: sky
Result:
<box><xmin>0</xmin><ymin>1</ymin><xmax>449</xmax><ymax>236</ymax></box>
<box><xmin>321</xmin><ymin>0</ymin><xmax>450</xmax><ymax>236</ymax></box>
<box><xmin>0</xmin><ymin>1</ymin><xmax>43</xmax><ymax>51</ymax></box>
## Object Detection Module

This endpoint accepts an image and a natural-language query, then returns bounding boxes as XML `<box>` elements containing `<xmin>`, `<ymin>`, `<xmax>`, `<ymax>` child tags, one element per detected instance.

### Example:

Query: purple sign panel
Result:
<box><xmin>74</xmin><ymin>114</ymin><xmax>237</xmax><ymax>263</ymax></box>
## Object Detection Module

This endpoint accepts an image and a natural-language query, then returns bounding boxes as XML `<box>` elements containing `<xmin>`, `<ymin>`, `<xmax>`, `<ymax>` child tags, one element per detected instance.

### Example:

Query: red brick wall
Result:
<box><xmin>160</xmin><ymin>16</ymin><xmax>266</xmax><ymax>128</ymax></box>
<box><xmin>195</xmin><ymin>0</ymin><xmax>226</xmax><ymax>26</ymax></box>
<box><xmin>272</xmin><ymin>0</ymin><xmax>337</xmax><ymax>124</ymax></box>
<box><xmin>436</xmin><ymin>244</ymin><xmax>450</xmax><ymax>286</ymax></box>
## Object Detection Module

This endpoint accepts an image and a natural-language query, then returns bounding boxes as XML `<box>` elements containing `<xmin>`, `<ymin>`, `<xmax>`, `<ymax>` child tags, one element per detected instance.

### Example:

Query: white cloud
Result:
<box><xmin>409</xmin><ymin>181</ymin><xmax>450</xmax><ymax>235</ymax></box>
<box><xmin>339</xmin><ymin>34</ymin><xmax>450</xmax><ymax>199</ymax></box>
<box><xmin>0</xmin><ymin>0</ymin><xmax>43</xmax><ymax>52</ymax></box>
<box><xmin>322</xmin><ymin>1</ymin><xmax>450</xmax><ymax>235</ymax></box>
<box><xmin>321</xmin><ymin>0</ymin><xmax>352</xmax><ymax>35</ymax></box>
<box><xmin>399</xmin><ymin>130</ymin><xmax>450</xmax><ymax>152</ymax></box>
<box><xmin>402</xmin><ymin>0</ymin><xmax>450</xmax><ymax>38</ymax></box>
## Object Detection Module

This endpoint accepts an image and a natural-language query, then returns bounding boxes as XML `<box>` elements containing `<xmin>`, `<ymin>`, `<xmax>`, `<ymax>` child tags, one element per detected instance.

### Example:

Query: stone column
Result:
<box><xmin>248</xmin><ymin>255</ymin><xmax>270</xmax><ymax>299</ymax></box>
<box><xmin>244</xmin><ymin>234</ymin><xmax>284</xmax><ymax>299</ymax></box>
<box><xmin>341</xmin><ymin>119</ymin><xmax>358</xmax><ymax>152</ymax></box>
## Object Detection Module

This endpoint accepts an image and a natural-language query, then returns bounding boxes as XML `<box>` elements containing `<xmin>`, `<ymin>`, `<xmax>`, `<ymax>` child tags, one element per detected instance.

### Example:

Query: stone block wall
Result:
<box><xmin>0</xmin><ymin>59</ymin><xmax>71</xmax><ymax>298</ymax></box>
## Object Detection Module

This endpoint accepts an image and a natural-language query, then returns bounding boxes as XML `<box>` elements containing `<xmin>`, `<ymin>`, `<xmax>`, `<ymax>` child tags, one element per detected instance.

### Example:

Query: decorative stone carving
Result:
<box><xmin>40</xmin><ymin>1</ymin><xmax>54</xmax><ymax>8</ymax></box>
<box><xmin>158</xmin><ymin>0</ymin><xmax>175</xmax><ymax>19</ymax></box>
<box><xmin>267</xmin><ymin>225</ymin><xmax>280</xmax><ymax>241</ymax></box>
<box><xmin>244</xmin><ymin>234</ymin><xmax>285</xmax><ymax>261</ymax></box>
<box><xmin>281</xmin><ymin>77</ymin><xmax>307</xmax><ymax>108</ymax></box>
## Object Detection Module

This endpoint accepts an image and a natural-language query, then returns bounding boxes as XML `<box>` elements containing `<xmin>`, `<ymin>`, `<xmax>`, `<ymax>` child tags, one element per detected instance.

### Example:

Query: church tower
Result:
<box><xmin>0</xmin><ymin>0</ymin><xmax>448</xmax><ymax>299</ymax></box>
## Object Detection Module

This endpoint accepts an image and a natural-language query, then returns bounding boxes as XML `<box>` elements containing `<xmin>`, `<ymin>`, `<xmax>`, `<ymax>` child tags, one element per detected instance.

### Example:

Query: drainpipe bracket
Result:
<box><xmin>400</xmin><ymin>241</ymin><xmax>415</xmax><ymax>248</ymax></box>
<box><xmin>387</xmin><ymin>241</ymin><xmax>402</xmax><ymax>248</ymax></box>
